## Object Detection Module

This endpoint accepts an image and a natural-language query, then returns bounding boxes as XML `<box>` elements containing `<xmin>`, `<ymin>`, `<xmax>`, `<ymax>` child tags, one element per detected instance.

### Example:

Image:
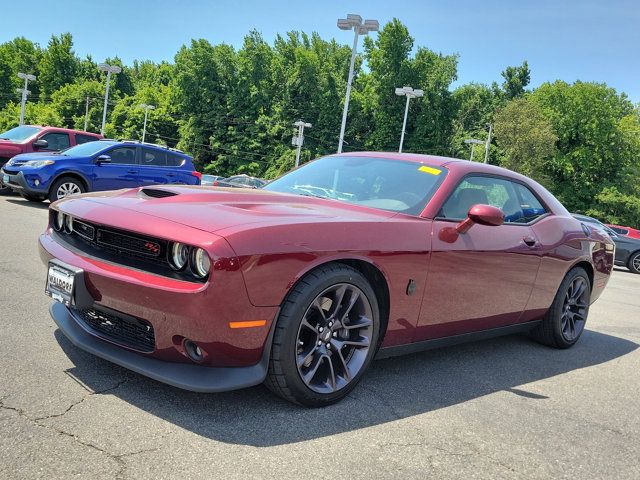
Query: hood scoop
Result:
<box><xmin>140</xmin><ymin>188</ymin><xmax>179</xmax><ymax>199</ymax></box>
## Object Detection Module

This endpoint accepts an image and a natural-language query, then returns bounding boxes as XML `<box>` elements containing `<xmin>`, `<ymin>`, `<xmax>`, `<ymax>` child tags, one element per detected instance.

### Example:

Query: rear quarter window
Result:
<box><xmin>167</xmin><ymin>153</ymin><xmax>186</xmax><ymax>167</ymax></box>
<box><xmin>75</xmin><ymin>134</ymin><xmax>99</xmax><ymax>145</ymax></box>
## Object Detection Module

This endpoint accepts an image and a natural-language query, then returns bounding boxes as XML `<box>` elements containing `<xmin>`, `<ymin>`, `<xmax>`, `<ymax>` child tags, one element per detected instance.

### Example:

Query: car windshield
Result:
<box><xmin>263</xmin><ymin>155</ymin><xmax>446</xmax><ymax>215</ymax></box>
<box><xmin>59</xmin><ymin>141</ymin><xmax>116</xmax><ymax>157</ymax></box>
<box><xmin>0</xmin><ymin>125</ymin><xmax>42</xmax><ymax>141</ymax></box>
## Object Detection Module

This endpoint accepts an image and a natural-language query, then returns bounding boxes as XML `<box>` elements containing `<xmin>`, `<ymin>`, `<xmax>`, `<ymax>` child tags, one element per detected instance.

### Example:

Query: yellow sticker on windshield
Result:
<box><xmin>418</xmin><ymin>166</ymin><xmax>441</xmax><ymax>175</ymax></box>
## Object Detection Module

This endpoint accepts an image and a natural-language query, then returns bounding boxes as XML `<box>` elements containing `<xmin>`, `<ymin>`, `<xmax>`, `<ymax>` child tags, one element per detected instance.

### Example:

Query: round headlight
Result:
<box><xmin>64</xmin><ymin>215</ymin><xmax>74</xmax><ymax>233</ymax></box>
<box><xmin>169</xmin><ymin>242</ymin><xmax>189</xmax><ymax>270</ymax></box>
<box><xmin>54</xmin><ymin>211</ymin><xmax>64</xmax><ymax>231</ymax></box>
<box><xmin>192</xmin><ymin>248</ymin><xmax>211</xmax><ymax>279</ymax></box>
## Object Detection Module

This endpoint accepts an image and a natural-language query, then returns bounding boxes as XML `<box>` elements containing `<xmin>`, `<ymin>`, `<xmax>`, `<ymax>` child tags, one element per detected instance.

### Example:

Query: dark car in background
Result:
<box><xmin>573</xmin><ymin>214</ymin><xmax>640</xmax><ymax>274</ymax></box>
<box><xmin>212</xmin><ymin>174</ymin><xmax>266</xmax><ymax>188</ymax></box>
<box><xmin>0</xmin><ymin>125</ymin><xmax>102</xmax><ymax>193</ymax></box>
<box><xmin>201</xmin><ymin>174</ymin><xmax>224</xmax><ymax>186</ymax></box>
<box><xmin>1</xmin><ymin>140</ymin><xmax>201</xmax><ymax>202</ymax></box>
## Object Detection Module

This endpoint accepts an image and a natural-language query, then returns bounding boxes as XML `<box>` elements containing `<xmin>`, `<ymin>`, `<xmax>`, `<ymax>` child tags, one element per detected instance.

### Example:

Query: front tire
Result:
<box><xmin>627</xmin><ymin>252</ymin><xmax>640</xmax><ymax>274</ymax></box>
<box><xmin>265</xmin><ymin>263</ymin><xmax>380</xmax><ymax>407</ymax></box>
<box><xmin>531</xmin><ymin>266</ymin><xmax>591</xmax><ymax>348</ymax></box>
<box><xmin>48</xmin><ymin>177</ymin><xmax>85</xmax><ymax>202</ymax></box>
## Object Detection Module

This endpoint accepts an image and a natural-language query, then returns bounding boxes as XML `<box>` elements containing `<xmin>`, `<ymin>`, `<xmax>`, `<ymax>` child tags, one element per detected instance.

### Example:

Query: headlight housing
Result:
<box><xmin>64</xmin><ymin>214</ymin><xmax>74</xmax><ymax>233</ymax></box>
<box><xmin>169</xmin><ymin>242</ymin><xmax>189</xmax><ymax>271</ymax></box>
<box><xmin>23</xmin><ymin>160</ymin><xmax>54</xmax><ymax>168</ymax></box>
<box><xmin>53</xmin><ymin>210</ymin><xmax>64</xmax><ymax>231</ymax></box>
<box><xmin>191</xmin><ymin>248</ymin><xmax>211</xmax><ymax>279</ymax></box>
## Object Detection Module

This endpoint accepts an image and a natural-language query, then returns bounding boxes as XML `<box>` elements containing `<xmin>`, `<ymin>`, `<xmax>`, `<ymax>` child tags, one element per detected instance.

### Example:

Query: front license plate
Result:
<box><xmin>2</xmin><ymin>174</ymin><xmax>8</xmax><ymax>184</ymax></box>
<box><xmin>46</xmin><ymin>263</ymin><xmax>75</xmax><ymax>306</ymax></box>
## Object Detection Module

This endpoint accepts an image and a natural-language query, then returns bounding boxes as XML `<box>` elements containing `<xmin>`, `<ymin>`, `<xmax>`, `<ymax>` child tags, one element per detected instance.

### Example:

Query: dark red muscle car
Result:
<box><xmin>39</xmin><ymin>152</ymin><xmax>614</xmax><ymax>406</ymax></box>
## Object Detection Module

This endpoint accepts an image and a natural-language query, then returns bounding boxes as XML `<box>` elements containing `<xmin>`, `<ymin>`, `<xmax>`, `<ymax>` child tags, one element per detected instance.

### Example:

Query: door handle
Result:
<box><xmin>127</xmin><ymin>169</ymin><xmax>137</xmax><ymax>174</ymax></box>
<box><xmin>523</xmin><ymin>236</ymin><xmax>538</xmax><ymax>247</ymax></box>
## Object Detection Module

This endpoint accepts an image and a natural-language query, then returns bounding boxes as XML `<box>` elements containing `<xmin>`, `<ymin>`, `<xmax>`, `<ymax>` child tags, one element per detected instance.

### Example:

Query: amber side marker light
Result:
<box><xmin>229</xmin><ymin>320</ymin><xmax>267</xmax><ymax>329</ymax></box>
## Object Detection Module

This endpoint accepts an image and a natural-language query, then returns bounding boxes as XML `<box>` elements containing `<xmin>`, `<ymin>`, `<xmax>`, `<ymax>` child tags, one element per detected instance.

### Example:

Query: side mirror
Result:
<box><xmin>95</xmin><ymin>154</ymin><xmax>111</xmax><ymax>165</ymax></box>
<box><xmin>456</xmin><ymin>204</ymin><xmax>504</xmax><ymax>234</ymax></box>
<box><xmin>33</xmin><ymin>138</ymin><xmax>48</xmax><ymax>149</ymax></box>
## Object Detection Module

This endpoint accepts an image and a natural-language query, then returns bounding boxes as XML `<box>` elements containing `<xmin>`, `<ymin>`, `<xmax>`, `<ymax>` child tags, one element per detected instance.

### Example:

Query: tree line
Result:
<box><xmin>0</xmin><ymin>20</ymin><xmax>638</xmax><ymax>226</ymax></box>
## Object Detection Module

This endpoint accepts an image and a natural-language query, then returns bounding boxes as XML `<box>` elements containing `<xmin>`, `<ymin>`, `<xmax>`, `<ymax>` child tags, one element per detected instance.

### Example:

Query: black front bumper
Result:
<box><xmin>1</xmin><ymin>168</ymin><xmax>48</xmax><ymax>196</ymax></box>
<box><xmin>50</xmin><ymin>301</ymin><xmax>270</xmax><ymax>393</ymax></box>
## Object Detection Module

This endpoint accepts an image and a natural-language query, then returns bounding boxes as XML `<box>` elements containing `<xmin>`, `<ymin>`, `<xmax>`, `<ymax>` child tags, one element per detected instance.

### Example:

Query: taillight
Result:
<box><xmin>191</xmin><ymin>171</ymin><xmax>202</xmax><ymax>182</ymax></box>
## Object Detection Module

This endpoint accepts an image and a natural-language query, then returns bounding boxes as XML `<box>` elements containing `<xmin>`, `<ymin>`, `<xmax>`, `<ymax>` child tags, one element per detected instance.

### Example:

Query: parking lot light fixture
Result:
<box><xmin>464</xmin><ymin>138</ymin><xmax>485</xmax><ymax>161</ymax></box>
<box><xmin>139</xmin><ymin>103</ymin><xmax>156</xmax><ymax>143</ymax></box>
<box><xmin>395</xmin><ymin>86</ymin><xmax>424</xmax><ymax>153</ymax></box>
<box><xmin>292</xmin><ymin>120</ymin><xmax>312</xmax><ymax>168</ymax></box>
<box><xmin>98</xmin><ymin>63</ymin><xmax>122</xmax><ymax>136</ymax></box>
<box><xmin>16</xmin><ymin>73</ymin><xmax>36</xmax><ymax>126</ymax></box>
<box><xmin>336</xmin><ymin>14</ymin><xmax>379</xmax><ymax>154</ymax></box>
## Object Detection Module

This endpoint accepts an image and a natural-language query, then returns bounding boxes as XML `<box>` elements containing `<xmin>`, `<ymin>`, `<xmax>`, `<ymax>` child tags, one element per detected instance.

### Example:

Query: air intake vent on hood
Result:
<box><xmin>140</xmin><ymin>188</ymin><xmax>178</xmax><ymax>199</ymax></box>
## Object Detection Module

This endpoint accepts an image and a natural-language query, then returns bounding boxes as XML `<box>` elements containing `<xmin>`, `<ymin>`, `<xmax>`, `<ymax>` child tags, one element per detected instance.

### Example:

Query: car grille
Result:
<box><xmin>50</xmin><ymin>213</ymin><xmax>204</xmax><ymax>283</ymax></box>
<box><xmin>72</xmin><ymin>307</ymin><xmax>155</xmax><ymax>352</ymax></box>
<box><xmin>97</xmin><ymin>229</ymin><xmax>162</xmax><ymax>258</ymax></box>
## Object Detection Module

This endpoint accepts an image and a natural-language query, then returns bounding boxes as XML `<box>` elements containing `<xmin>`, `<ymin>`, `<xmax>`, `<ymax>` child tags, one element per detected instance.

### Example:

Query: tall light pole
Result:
<box><xmin>464</xmin><ymin>138</ymin><xmax>484</xmax><ymax>161</ymax></box>
<box><xmin>98</xmin><ymin>63</ymin><xmax>121</xmax><ymax>135</ymax></box>
<box><xmin>139</xmin><ymin>103</ymin><xmax>155</xmax><ymax>142</ymax></box>
<box><xmin>84</xmin><ymin>96</ymin><xmax>90</xmax><ymax>131</ymax></box>
<box><xmin>395</xmin><ymin>86</ymin><xmax>424</xmax><ymax>153</ymax></box>
<box><xmin>336</xmin><ymin>14</ymin><xmax>379</xmax><ymax>153</ymax></box>
<box><xmin>484</xmin><ymin>123</ymin><xmax>492</xmax><ymax>163</ymax></box>
<box><xmin>292</xmin><ymin>120</ymin><xmax>312</xmax><ymax>168</ymax></box>
<box><xmin>16</xmin><ymin>73</ymin><xmax>36</xmax><ymax>126</ymax></box>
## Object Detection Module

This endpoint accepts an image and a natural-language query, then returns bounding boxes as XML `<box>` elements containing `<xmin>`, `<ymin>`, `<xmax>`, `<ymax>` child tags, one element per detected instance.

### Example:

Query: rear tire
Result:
<box><xmin>531</xmin><ymin>266</ymin><xmax>590</xmax><ymax>349</ymax></box>
<box><xmin>265</xmin><ymin>263</ymin><xmax>380</xmax><ymax>407</ymax></box>
<box><xmin>48</xmin><ymin>177</ymin><xmax>85</xmax><ymax>202</ymax></box>
<box><xmin>627</xmin><ymin>252</ymin><xmax>640</xmax><ymax>274</ymax></box>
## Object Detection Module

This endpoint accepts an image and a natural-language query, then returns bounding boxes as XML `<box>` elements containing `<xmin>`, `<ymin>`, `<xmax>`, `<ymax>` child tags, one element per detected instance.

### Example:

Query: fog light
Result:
<box><xmin>183</xmin><ymin>339</ymin><xmax>204</xmax><ymax>363</ymax></box>
<box><xmin>34</xmin><ymin>179</ymin><xmax>40</xmax><ymax>186</ymax></box>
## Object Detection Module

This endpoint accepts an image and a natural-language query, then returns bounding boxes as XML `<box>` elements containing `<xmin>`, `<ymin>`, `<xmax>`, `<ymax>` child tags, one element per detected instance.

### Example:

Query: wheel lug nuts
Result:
<box><xmin>317</xmin><ymin>341</ymin><xmax>322</xmax><ymax>346</ymax></box>
<box><xmin>333</xmin><ymin>332</ymin><xmax>337</xmax><ymax>337</ymax></box>
<box><xmin>319</xmin><ymin>327</ymin><xmax>324</xmax><ymax>332</ymax></box>
<box><xmin>328</xmin><ymin>322</ymin><xmax>333</xmax><ymax>327</ymax></box>
<box><xmin>326</xmin><ymin>343</ymin><xmax>331</xmax><ymax>349</ymax></box>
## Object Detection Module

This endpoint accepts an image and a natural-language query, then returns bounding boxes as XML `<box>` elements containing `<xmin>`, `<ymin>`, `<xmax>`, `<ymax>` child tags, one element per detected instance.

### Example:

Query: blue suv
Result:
<box><xmin>1</xmin><ymin>140</ymin><xmax>201</xmax><ymax>202</ymax></box>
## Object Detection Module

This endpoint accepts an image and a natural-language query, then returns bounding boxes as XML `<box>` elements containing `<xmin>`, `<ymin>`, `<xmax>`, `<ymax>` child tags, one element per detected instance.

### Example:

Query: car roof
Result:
<box><xmin>98</xmin><ymin>139</ymin><xmax>188</xmax><ymax>156</ymax></box>
<box><xmin>333</xmin><ymin>151</ymin><xmax>539</xmax><ymax>182</ymax></box>
<box><xmin>25</xmin><ymin>125</ymin><xmax>102</xmax><ymax>136</ymax></box>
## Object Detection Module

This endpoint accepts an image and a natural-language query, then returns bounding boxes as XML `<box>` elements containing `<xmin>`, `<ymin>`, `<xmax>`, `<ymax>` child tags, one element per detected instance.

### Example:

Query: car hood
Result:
<box><xmin>57</xmin><ymin>185</ymin><xmax>398</xmax><ymax>234</ymax></box>
<box><xmin>0</xmin><ymin>139</ymin><xmax>24</xmax><ymax>157</ymax></box>
<box><xmin>7</xmin><ymin>152</ymin><xmax>65</xmax><ymax>167</ymax></box>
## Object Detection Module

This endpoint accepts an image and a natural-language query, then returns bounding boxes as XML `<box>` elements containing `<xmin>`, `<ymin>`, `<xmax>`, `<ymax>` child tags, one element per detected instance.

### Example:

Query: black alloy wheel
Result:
<box><xmin>265</xmin><ymin>263</ymin><xmax>380</xmax><ymax>407</ymax></box>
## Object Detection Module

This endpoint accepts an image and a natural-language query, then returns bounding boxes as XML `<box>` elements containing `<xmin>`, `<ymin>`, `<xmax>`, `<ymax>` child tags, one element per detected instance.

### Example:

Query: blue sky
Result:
<box><xmin>1</xmin><ymin>0</ymin><xmax>638</xmax><ymax>102</ymax></box>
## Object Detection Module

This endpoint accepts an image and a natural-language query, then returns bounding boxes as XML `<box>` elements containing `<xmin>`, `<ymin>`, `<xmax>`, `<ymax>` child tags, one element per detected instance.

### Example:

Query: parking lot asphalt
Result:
<box><xmin>0</xmin><ymin>193</ymin><xmax>638</xmax><ymax>480</ymax></box>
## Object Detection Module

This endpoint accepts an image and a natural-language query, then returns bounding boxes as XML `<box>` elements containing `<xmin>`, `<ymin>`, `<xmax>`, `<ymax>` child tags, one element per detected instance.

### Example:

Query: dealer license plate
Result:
<box><xmin>45</xmin><ymin>263</ymin><xmax>75</xmax><ymax>305</ymax></box>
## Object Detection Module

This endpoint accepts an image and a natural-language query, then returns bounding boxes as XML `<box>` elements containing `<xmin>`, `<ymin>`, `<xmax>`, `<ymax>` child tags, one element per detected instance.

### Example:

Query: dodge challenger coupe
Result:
<box><xmin>39</xmin><ymin>152</ymin><xmax>614</xmax><ymax>406</ymax></box>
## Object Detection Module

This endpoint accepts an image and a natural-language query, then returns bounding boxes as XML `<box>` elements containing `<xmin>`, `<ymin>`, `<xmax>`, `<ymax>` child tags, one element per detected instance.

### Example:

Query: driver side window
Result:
<box><xmin>440</xmin><ymin>176</ymin><xmax>525</xmax><ymax>222</ymax></box>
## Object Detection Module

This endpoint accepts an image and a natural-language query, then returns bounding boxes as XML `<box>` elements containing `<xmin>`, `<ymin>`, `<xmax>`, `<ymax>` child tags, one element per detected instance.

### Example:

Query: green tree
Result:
<box><xmin>501</xmin><ymin>61</ymin><xmax>530</xmax><ymax>99</ymax></box>
<box><xmin>493</xmin><ymin>96</ymin><xmax>557</xmax><ymax>180</ymax></box>
<box><xmin>39</xmin><ymin>33</ymin><xmax>78</xmax><ymax>97</ymax></box>
<box><xmin>532</xmin><ymin>81</ymin><xmax>635</xmax><ymax>211</ymax></box>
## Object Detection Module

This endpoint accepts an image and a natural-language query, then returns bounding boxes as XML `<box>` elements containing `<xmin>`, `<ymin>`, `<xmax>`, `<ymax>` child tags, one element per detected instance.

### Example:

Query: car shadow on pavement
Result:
<box><xmin>54</xmin><ymin>328</ymin><xmax>637</xmax><ymax>447</ymax></box>
<box><xmin>6</xmin><ymin>198</ymin><xmax>49</xmax><ymax>209</ymax></box>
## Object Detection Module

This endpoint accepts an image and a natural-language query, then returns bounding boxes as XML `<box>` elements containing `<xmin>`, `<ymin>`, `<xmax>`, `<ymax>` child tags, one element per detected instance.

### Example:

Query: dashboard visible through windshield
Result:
<box><xmin>263</xmin><ymin>155</ymin><xmax>447</xmax><ymax>216</ymax></box>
